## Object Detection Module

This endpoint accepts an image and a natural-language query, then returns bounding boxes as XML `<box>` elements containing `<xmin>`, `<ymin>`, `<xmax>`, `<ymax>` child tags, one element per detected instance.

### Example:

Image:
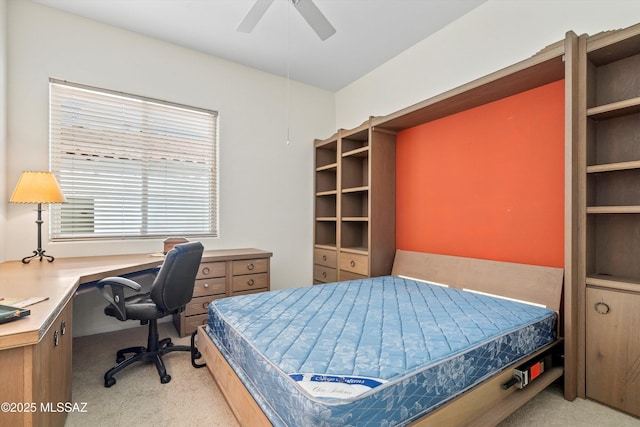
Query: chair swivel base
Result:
<box><xmin>104</xmin><ymin>325</ymin><xmax>191</xmax><ymax>387</ymax></box>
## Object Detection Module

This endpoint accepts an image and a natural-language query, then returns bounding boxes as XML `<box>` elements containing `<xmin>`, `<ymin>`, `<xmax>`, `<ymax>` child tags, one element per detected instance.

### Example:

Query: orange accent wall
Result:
<box><xmin>396</xmin><ymin>80</ymin><xmax>564</xmax><ymax>268</ymax></box>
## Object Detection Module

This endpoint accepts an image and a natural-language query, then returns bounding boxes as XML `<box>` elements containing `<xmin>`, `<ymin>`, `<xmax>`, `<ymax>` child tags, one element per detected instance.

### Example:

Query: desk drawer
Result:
<box><xmin>184</xmin><ymin>313</ymin><xmax>209</xmax><ymax>333</ymax></box>
<box><xmin>197</xmin><ymin>261</ymin><xmax>226</xmax><ymax>279</ymax></box>
<box><xmin>314</xmin><ymin>265</ymin><xmax>337</xmax><ymax>283</ymax></box>
<box><xmin>233</xmin><ymin>288</ymin><xmax>266</xmax><ymax>297</ymax></box>
<box><xmin>232</xmin><ymin>273</ymin><xmax>268</xmax><ymax>293</ymax></box>
<box><xmin>339</xmin><ymin>270</ymin><xmax>368</xmax><ymax>281</ymax></box>
<box><xmin>232</xmin><ymin>259</ymin><xmax>268</xmax><ymax>276</ymax></box>
<box><xmin>314</xmin><ymin>248</ymin><xmax>337</xmax><ymax>268</ymax></box>
<box><xmin>193</xmin><ymin>277</ymin><xmax>226</xmax><ymax>298</ymax></box>
<box><xmin>185</xmin><ymin>295</ymin><xmax>224</xmax><ymax>316</ymax></box>
<box><xmin>340</xmin><ymin>253</ymin><xmax>368</xmax><ymax>276</ymax></box>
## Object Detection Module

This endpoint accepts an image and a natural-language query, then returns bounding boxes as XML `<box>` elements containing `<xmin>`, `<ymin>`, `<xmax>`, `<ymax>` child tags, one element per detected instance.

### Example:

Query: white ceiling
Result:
<box><xmin>32</xmin><ymin>0</ymin><xmax>487</xmax><ymax>91</ymax></box>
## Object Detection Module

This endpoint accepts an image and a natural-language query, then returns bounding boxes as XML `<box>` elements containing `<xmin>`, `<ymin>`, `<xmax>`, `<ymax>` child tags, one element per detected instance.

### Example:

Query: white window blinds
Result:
<box><xmin>49</xmin><ymin>80</ymin><xmax>218</xmax><ymax>240</ymax></box>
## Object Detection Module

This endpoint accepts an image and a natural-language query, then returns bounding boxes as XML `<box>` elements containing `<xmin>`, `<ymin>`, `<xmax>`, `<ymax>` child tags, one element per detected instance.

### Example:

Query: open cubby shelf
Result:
<box><xmin>587</xmin><ymin>96</ymin><xmax>640</xmax><ymax>119</ymax></box>
<box><xmin>586</xmin><ymin>274</ymin><xmax>640</xmax><ymax>293</ymax></box>
<box><xmin>339</xmin><ymin>246</ymin><xmax>368</xmax><ymax>255</ymax></box>
<box><xmin>587</xmin><ymin>160</ymin><xmax>640</xmax><ymax>173</ymax></box>
<box><xmin>342</xmin><ymin>146</ymin><xmax>369</xmax><ymax>157</ymax></box>
<box><xmin>342</xmin><ymin>190</ymin><xmax>368</xmax><ymax>218</ymax></box>
<box><xmin>587</xmin><ymin>206</ymin><xmax>640</xmax><ymax>213</ymax></box>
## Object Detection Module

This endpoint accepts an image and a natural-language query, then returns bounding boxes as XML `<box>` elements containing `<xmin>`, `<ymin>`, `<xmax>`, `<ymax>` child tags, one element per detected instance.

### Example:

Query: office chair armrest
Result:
<box><xmin>96</xmin><ymin>277</ymin><xmax>142</xmax><ymax>321</ymax></box>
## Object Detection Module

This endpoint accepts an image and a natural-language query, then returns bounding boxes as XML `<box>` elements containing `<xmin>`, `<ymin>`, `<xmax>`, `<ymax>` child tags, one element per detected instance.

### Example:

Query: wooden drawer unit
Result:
<box><xmin>186</xmin><ymin>295</ymin><xmax>225</xmax><ymax>316</ymax></box>
<box><xmin>313</xmin><ymin>248</ymin><xmax>337</xmax><ymax>284</ymax></box>
<box><xmin>184</xmin><ymin>313</ymin><xmax>209</xmax><ymax>333</ymax></box>
<box><xmin>314</xmin><ymin>248</ymin><xmax>337</xmax><ymax>268</ymax></box>
<box><xmin>231</xmin><ymin>258</ymin><xmax>270</xmax><ymax>295</ymax></box>
<box><xmin>193</xmin><ymin>277</ymin><xmax>226</xmax><ymax>298</ymax></box>
<box><xmin>339</xmin><ymin>270</ymin><xmax>368</xmax><ymax>281</ymax></box>
<box><xmin>197</xmin><ymin>261</ymin><xmax>226</xmax><ymax>279</ymax></box>
<box><xmin>233</xmin><ymin>272</ymin><xmax>269</xmax><ymax>293</ymax></box>
<box><xmin>314</xmin><ymin>264</ymin><xmax>337</xmax><ymax>283</ymax></box>
<box><xmin>340</xmin><ymin>252</ymin><xmax>368</xmax><ymax>276</ymax></box>
<box><xmin>174</xmin><ymin>248</ymin><xmax>272</xmax><ymax>337</ymax></box>
<box><xmin>232</xmin><ymin>258</ymin><xmax>268</xmax><ymax>275</ymax></box>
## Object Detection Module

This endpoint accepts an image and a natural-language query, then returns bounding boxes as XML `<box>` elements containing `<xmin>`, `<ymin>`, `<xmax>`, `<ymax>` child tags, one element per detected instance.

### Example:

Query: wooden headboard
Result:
<box><xmin>391</xmin><ymin>250</ymin><xmax>564</xmax><ymax>313</ymax></box>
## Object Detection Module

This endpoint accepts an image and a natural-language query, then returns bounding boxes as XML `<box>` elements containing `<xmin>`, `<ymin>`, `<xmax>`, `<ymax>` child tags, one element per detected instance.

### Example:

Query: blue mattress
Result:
<box><xmin>206</xmin><ymin>276</ymin><xmax>557</xmax><ymax>426</ymax></box>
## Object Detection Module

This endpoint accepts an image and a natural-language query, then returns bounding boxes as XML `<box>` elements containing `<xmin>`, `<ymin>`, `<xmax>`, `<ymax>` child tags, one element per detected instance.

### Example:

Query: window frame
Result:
<box><xmin>49</xmin><ymin>79</ymin><xmax>219</xmax><ymax>241</ymax></box>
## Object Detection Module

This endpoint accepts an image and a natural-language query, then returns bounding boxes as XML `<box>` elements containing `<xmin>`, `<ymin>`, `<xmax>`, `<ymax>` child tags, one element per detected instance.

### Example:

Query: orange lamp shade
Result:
<box><xmin>10</xmin><ymin>171</ymin><xmax>66</xmax><ymax>204</ymax></box>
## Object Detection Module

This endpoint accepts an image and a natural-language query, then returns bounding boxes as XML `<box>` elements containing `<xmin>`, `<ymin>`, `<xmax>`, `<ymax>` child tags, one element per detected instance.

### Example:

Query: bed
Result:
<box><xmin>196</xmin><ymin>250</ymin><xmax>565</xmax><ymax>426</ymax></box>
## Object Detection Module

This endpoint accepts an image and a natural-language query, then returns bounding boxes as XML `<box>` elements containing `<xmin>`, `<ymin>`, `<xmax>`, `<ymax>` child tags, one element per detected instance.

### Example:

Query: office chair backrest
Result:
<box><xmin>151</xmin><ymin>241</ymin><xmax>204</xmax><ymax>312</ymax></box>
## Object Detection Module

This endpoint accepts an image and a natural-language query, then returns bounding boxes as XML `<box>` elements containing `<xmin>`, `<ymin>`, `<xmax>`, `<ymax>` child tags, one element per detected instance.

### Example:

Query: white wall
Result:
<box><xmin>5</xmin><ymin>1</ymin><xmax>335</xmax><ymax>336</ymax></box>
<box><xmin>0</xmin><ymin>0</ymin><xmax>6</xmax><ymax>263</ymax></box>
<box><xmin>336</xmin><ymin>0</ymin><xmax>640</xmax><ymax>130</ymax></box>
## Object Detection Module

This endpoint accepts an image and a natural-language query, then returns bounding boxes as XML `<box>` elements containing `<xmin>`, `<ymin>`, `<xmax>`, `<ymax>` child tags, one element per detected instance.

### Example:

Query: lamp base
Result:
<box><xmin>22</xmin><ymin>249</ymin><xmax>55</xmax><ymax>264</ymax></box>
<box><xmin>21</xmin><ymin>202</ymin><xmax>55</xmax><ymax>264</ymax></box>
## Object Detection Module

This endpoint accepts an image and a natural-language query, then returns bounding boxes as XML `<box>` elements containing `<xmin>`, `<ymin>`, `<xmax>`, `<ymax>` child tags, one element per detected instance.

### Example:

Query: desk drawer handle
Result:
<box><xmin>350</xmin><ymin>260</ymin><xmax>356</xmax><ymax>267</ymax></box>
<box><xmin>60</xmin><ymin>320</ymin><xmax>66</xmax><ymax>336</ymax></box>
<box><xmin>322</xmin><ymin>255</ymin><xmax>327</xmax><ymax>261</ymax></box>
<box><xmin>202</xmin><ymin>302</ymin><xmax>210</xmax><ymax>310</ymax></box>
<box><xmin>54</xmin><ymin>330</ymin><xmax>59</xmax><ymax>347</ymax></box>
<box><xmin>247</xmin><ymin>279</ymin><xmax>255</xmax><ymax>286</ymax></box>
<box><xmin>247</xmin><ymin>263</ymin><xmax>255</xmax><ymax>271</ymax></box>
<box><xmin>203</xmin><ymin>283</ymin><xmax>209</xmax><ymax>289</ymax></box>
<box><xmin>322</xmin><ymin>272</ymin><xmax>327</xmax><ymax>278</ymax></box>
<box><xmin>202</xmin><ymin>267</ymin><xmax>210</xmax><ymax>275</ymax></box>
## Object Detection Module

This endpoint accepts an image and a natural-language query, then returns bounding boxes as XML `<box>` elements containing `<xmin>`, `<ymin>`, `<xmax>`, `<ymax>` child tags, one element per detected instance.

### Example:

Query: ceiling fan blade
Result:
<box><xmin>293</xmin><ymin>0</ymin><xmax>336</xmax><ymax>41</ymax></box>
<box><xmin>237</xmin><ymin>0</ymin><xmax>275</xmax><ymax>33</ymax></box>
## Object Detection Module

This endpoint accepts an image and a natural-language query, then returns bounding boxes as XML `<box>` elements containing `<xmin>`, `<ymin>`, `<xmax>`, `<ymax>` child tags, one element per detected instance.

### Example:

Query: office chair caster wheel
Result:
<box><xmin>160</xmin><ymin>374</ymin><xmax>171</xmax><ymax>384</ymax></box>
<box><xmin>105</xmin><ymin>377</ymin><xmax>116</xmax><ymax>388</ymax></box>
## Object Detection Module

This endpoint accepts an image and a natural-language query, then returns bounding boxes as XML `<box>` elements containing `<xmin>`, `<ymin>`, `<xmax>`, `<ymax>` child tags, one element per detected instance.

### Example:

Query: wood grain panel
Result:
<box><xmin>586</xmin><ymin>287</ymin><xmax>640</xmax><ymax>417</ymax></box>
<box><xmin>232</xmin><ymin>259</ymin><xmax>268</xmax><ymax>276</ymax></box>
<box><xmin>197</xmin><ymin>326</ymin><xmax>271</xmax><ymax>427</ymax></box>
<box><xmin>392</xmin><ymin>250</ymin><xmax>564</xmax><ymax>312</ymax></box>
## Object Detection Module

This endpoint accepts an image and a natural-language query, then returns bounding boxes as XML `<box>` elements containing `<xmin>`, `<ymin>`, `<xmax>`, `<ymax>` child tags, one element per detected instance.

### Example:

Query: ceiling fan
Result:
<box><xmin>238</xmin><ymin>0</ymin><xmax>336</xmax><ymax>41</ymax></box>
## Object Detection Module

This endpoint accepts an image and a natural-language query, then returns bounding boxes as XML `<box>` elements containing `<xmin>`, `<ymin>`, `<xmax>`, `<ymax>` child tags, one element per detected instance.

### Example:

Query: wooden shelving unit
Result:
<box><xmin>340</xmin><ymin>125</ymin><xmax>370</xmax><ymax>257</ymax></box>
<box><xmin>314</xmin><ymin>136</ymin><xmax>338</xmax><ymax>254</ymax></box>
<box><xmin>579</xmin><ymin>24</ymin><xmax>640</xmax><ymax>417</ymax></box>
<box><xmin>313</xmin><ymin>120</ymin><xmax>396</xmax><ymax>284</ymax></box>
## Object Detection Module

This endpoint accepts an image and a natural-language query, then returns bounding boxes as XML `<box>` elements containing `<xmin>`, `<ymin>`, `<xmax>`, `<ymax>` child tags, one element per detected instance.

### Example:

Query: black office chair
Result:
<box><xmin>97</xmin><ymin>241</ymin><xmax>204</xmax><ymax>387</ymax></box>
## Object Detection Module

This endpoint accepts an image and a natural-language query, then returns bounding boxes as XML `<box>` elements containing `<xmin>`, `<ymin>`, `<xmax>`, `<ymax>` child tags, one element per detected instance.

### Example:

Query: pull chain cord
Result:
<box><xmin>286</xmin><ymin>0</ymin><xmax>291</xmax><ymax>145</ymax></box>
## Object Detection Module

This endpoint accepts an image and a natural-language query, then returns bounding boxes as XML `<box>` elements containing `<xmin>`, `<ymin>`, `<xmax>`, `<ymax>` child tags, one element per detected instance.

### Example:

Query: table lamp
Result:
<box><xmin>10</xmin><ymin>171</ymin><xmax>66</xmax><ymax>264</ymax></box>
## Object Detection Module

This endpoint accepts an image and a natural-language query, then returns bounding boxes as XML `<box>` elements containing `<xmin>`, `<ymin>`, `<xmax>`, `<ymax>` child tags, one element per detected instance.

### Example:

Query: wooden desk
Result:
<box><xmin>0</xmin><ymin>248</ymin><xmax>271</xmax><ymax>427</ymax></box>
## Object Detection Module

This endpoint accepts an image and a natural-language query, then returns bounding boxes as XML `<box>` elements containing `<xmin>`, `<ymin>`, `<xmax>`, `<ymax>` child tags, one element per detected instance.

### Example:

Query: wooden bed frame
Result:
<box><xmin>196</xmin><ymin>250</ymin><xmax>565</xmax><ymax>426</ymax></box>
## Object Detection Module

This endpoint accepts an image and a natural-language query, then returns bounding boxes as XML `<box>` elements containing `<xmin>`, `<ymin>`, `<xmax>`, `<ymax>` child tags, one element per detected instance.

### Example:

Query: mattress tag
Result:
<box><xmin>290</xmin><ymin>374</ymin><xmax>386</xmax><ymax>399</ymax></box>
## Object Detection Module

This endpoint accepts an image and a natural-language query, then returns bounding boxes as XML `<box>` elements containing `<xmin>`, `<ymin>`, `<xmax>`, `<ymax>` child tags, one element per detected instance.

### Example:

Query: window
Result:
<box><xmin>49</xmin><ymin>80</ymin><xmax>218</xmax><ymax>240</ymax></box>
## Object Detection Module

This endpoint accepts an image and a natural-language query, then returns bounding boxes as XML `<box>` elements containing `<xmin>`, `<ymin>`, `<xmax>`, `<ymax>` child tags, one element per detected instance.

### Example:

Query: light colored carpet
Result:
<box><xmin>500</xmin><ymin>384</ymin><xmax>639</xmax><ymax>427</ymax></box>
<box><xmin>66</xmin><ymin>323</ymin><xmax>639</xmax><ymax>426</ymax></box>
<box><xmin>66</xmin><ymin>322</ymin><xmax>238</xmax><ymax>427</ymax></box>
